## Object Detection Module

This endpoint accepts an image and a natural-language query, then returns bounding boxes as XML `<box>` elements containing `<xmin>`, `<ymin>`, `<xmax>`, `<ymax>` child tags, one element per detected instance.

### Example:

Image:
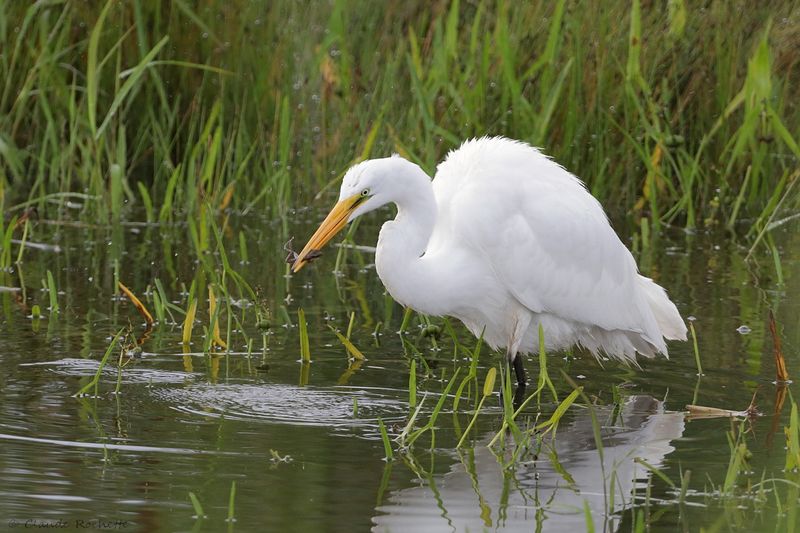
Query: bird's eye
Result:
<box><xmin>361</xmin><ymin>189</ymin><xmax>369</xmax><ymax>197</ymax></box>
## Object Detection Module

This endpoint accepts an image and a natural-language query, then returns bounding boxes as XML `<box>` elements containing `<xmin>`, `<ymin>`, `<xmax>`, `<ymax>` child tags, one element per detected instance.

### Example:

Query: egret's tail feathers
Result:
<box><xmin>638</xmin><ymin>276</ymin><xmax>687</xmax><ymax>341</ymax></box>
<box><xmin>576</xmin><ymin>277</ymin><xmax>685</xmax><ymax>363</ymax></box>
<box><xmin>579</xmin><ymin>327</ymin><xmax>662</xmax><ymax>364</ymax></box>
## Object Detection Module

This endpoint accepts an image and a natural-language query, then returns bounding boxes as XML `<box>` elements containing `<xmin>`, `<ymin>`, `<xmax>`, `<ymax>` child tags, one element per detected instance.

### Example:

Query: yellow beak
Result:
<box><xmin>292</xmin><ymin>194</ymin><xmax>362</xmax><ymax>272</ymax></box>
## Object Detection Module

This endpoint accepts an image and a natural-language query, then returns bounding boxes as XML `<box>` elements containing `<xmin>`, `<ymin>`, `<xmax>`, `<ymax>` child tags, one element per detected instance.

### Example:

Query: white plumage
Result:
<box><xmin>293</xmin><ymin>137</ymin><xmax>687</xmax><ymax>383</ymax></box>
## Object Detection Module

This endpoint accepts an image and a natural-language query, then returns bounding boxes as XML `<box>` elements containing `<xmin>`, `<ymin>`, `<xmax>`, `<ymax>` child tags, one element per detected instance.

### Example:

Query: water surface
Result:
<box><xmin>0</xmin><ymin>211</ymin><xmax>798</xmax><ymax>532</ymax></box>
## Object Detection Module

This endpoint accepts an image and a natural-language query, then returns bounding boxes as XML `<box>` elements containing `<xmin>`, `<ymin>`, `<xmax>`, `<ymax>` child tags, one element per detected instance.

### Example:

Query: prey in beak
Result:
<box><xmin>284</xmin><ymin>238</ymin><xmax>322</xmax><ymax>267</ymax></box>
<box><xmin>291</xmin><ymin>193</ymin><xmax>364</xmax><ymax>272</ymax></box>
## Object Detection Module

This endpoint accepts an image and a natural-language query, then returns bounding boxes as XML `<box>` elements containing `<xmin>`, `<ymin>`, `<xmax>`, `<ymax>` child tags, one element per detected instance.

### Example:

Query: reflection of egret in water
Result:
<box><xmin>373</xmin><ymin>396</ymin><xmax>684</xmax><ymax>533</ymax></box>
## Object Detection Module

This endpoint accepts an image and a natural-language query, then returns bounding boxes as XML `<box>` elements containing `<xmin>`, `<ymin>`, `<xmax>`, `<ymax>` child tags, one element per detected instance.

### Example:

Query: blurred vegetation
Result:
<box><xmin>0</xmin><ymin>0</ymin><xmax>798</xmax><ymax>232</ymax></box>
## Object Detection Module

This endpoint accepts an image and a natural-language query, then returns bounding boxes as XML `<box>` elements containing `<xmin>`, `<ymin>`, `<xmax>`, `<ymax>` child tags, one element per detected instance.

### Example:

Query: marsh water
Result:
<box><xmin>1</xmin><ymin>208</ymin><xmax>798</xmax><ymax>533</ymax></box>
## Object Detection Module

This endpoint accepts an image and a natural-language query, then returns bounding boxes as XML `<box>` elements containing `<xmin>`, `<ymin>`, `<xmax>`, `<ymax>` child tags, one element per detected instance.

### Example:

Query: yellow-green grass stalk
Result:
<box><xmin>46</xmin><ymin>270</ymin><xmax>59</xmax><ymax>314</ymax></box>
<box><xmin>689</xmin><ymin>320</ymin><xmax>703</xmax><ymax>375</ymax></box>
<box><xmin>378</xmin><ymin>418</ymin><xmax>393</xmax><ymax>461</ymax></box>
<box><xmin>456</xmin><ymin>367</ymin><xmax>496</xmax><ymax>448</ymax></box>
<box><xmin>298</xmin><ymin>308</ymin><xmax>311</xmax><ymax>362</ymax></box>
<box><xmin>74</xmin><ymin>329</ymin><xmax>125</xmax><ymax>397</ymax></box>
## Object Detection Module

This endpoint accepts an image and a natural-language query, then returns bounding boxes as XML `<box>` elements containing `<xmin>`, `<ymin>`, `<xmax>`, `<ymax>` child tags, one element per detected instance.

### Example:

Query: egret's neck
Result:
<box><xmin>375</xmin><ymin>164</ymin><xmax>450</xmax><ymax>316</ymax></box>
<box><xmin>393</xmin><ymin>181</ymin><xmax>437</xmax><ymax>257</ymax></box>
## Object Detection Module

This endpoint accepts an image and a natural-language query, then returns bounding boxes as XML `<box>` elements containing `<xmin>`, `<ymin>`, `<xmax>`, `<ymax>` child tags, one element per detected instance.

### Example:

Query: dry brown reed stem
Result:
<box><xmin>118</xmin><ymin>281</ymin><xmax>154</xmax><ymax>325</ymax></box>
<box><xmin>769</xmin><ymin>310</ymin><xmax>789</xmax><ymax>383</ymax></box>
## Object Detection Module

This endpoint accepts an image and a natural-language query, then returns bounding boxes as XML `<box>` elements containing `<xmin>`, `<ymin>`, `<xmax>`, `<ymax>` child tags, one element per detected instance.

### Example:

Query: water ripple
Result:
<box><xmin>152</xmin><ymin>383</ymin><xmax>409</xmax><ymax>429</ymax></box>
<box><xmin>21</xmin><ymin>358</ymin><xmax>199</xmax><ymax>384</ymax></box>
<box><xmin>0</xmin><ymin>432</ymin><xmax>233</xmax><ymax>456</ymax></box>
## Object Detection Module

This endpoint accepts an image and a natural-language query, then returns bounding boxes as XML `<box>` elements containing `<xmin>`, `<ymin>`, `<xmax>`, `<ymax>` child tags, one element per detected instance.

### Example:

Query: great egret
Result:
<box><xmin>292</xmin><ymin>137</ymin><xmax>687</xmax><ymax>386</ymax></box>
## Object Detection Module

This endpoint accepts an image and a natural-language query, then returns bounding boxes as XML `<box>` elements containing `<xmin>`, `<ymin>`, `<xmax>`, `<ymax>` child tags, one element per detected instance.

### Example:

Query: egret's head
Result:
<box><xmin>291</xmin><ymin>156</ymin><xmax>422</xmax><ymax>272</ymax></box>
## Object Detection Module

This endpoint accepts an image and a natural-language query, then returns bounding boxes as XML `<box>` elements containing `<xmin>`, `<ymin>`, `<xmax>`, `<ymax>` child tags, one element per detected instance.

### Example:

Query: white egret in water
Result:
<box><xmin>292</xmin><ymin>137</ymin><xmax>687</xmax><ymax>386</ymax></box>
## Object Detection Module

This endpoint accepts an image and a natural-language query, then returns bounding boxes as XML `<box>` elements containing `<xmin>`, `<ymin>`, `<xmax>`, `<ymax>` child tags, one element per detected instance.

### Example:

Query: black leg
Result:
<box><xmin>513</xmin><ymin>381</ymin><xmax>527</xmax><ymax>410</ymax></box>
<box><xmin>512</xmin><ymin>354</ymin><xmax>526</xmax><ymax>387</ymax></box>
<box><xmin>501</xmin><ymin>355</ymin><xmax>527</xmax><ymax>411</ymax></box>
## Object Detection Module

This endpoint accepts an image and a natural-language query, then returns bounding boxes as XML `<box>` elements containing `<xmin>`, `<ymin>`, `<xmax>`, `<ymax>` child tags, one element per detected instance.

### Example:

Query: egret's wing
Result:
<box><xmin>429</xmin><ymin>138</ymin><xmax>663</xmax><ymax>345</ymax></box>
